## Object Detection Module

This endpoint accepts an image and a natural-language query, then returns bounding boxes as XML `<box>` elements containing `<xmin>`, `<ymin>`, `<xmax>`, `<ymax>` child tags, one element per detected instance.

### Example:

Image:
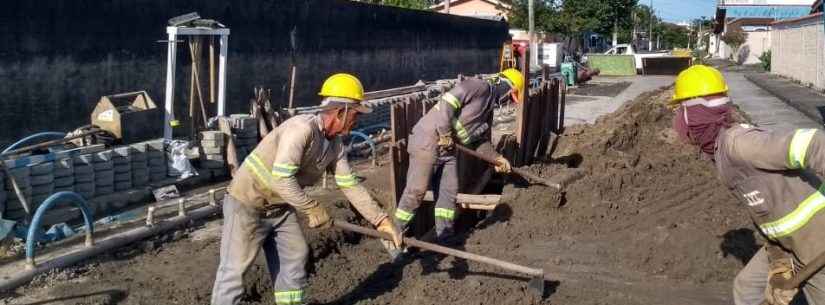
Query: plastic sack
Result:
<box><xmin>166</xmin><ymin>140</ymin><xmax>198</xmax><ymax>179</ymax></box>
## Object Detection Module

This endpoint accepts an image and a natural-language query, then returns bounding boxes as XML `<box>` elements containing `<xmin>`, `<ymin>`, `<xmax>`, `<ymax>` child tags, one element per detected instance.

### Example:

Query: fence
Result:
<box><xmin>771</xmin><ymin>13</ymin><xmax>825</xmax><ymax>90</ymax></box>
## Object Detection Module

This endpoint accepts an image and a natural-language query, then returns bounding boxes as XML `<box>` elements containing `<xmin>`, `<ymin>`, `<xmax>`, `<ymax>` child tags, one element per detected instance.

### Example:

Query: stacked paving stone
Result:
<box><xmin>52</xmin><ymin>157</ymin><xmax>75</xmax><ymax>193</ymax></box>
<box><xmin>0</xmin><ymin>171</ymin><xmax>6</xmax><ymax>218</ymax></box>
<box><xmin>130</xmin><ymin>143</ymin><xmax>150</xmax><ymax>187</ymax></box>
<box><xmin>73</xmin><ymin>152</ymin><xmax>96</xmax><ymax>199</ymax></box>
<box><xmin>113</xmin><ymin>147</ymin><xmax>133</xmax><ymax>191</ymax></box>
<box><xmin>29</xmin><ymin>161</ymin><xmax>55</xmax><ymax>207</ymax></box>
<box><xmin>93</xmin><ymin>150</ymin><xmax>115</xmax><ymax>196</ymax></box>
<box><xmin>229</xmin><ymin>114</ymin><xmax>259</xmax><ymax>162</ymax></box>
<box><xmin>200</xmin><ymin>131</ymin><xmax>228</xmax><ymax>178</ymax></box>
<box><xmin>146</xmin><ymin>139</ymin><xmax>167</xmax><ymax>182</ymax></box>
<box><xmin>5</xmin><ymin>166</ymin><xmax>31</xmax><ymax>220</ymax></box>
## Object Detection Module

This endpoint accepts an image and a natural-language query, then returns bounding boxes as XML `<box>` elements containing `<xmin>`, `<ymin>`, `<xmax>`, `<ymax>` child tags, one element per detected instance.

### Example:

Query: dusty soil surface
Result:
<box><xmin>568</xmin><ymin>81</ymin><xmax>632</xmax><ymax>97</ymax></box>
<box><xmin>3</xmin><ymin>88</ymin><xmax>759</xmax><ymax>305</ymax></box>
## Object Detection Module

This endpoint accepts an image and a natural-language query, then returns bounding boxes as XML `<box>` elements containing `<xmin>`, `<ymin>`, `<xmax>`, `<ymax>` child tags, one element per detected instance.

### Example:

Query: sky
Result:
<box><xmin>648</xmin><ymin>0</ymin><xmax>718</xmax><ymax>23</ymax></box>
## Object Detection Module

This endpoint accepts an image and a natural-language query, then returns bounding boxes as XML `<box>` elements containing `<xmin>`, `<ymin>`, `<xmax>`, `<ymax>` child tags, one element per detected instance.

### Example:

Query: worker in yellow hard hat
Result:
<box><xmin>391</xmin><ymin>69</ymin><xmax>522</xmax><ymax>248</ymax></box>
<box><xmin>671</xmin><ymin>65</ymin><xmax>825</xmax><ymax>305</ymax></box>
<box><xmin>211</xmin><ymin>73</ymin><xmax>402</xmax><ymax>305</ymax></box>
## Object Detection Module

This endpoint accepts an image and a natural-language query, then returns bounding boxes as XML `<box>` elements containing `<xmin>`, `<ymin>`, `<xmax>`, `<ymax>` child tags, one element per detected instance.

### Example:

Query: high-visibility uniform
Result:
<box><xmin>394</xmin><ymin>78</ymin><xmax>497</xmax><ymax>239</ymax></box>
<box><xmin>716</xmin><ymin>124</ymin><xmax>825</xmax><ymax>305</ymax></box>
<box><xmin>211</xmin><ymin>114</ymin><xmax>388</xmax><ymax>305</ymax></box>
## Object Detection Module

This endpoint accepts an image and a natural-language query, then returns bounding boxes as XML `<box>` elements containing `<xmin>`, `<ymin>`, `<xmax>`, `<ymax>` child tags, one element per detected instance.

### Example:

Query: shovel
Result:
<box><xmin>333</xmin><ymin>220</ymin><xmax>548</xmax><ymax>297</ymax></box>
<box><xmin>454</xmin><ymin>144</ymin><xmax>583</xmax><ymax>191</ymax></box>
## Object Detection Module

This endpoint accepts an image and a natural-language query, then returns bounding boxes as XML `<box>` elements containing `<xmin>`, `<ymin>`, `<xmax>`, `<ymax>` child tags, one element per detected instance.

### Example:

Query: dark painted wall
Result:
<box><xmin>0</xmin><ymin>0</ymin><xmax>507</xmax><ymax>146</ymax></box>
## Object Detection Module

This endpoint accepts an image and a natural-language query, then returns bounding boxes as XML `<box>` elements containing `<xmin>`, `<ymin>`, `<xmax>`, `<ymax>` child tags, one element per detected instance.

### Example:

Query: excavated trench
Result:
<box><xmin>3</xmin><ymin>87</ymin><xmax>759</xmax><ymax>305</ymax></box>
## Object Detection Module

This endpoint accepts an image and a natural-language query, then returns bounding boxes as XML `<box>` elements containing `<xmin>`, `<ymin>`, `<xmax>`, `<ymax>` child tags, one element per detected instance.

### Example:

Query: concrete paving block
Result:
<box><xmin>30</xmin><ymin>174</ymin><xmax>54</xmax><ymax>186</ymax></box>
<box><xmin>73</xmin><ymin>154</ymin><xmax>94</xmax><ymax>165</ymax></box>
<box><xmin>0</xmin><ymin>191</ymin><xmax>6</xmax><ymax>205</ymax></box>
<box><xmin>31</xmin><ymin>194</ymin><xmax>51</xmax><ymax>206</ymax></box>
<box><xmin>53</xmin><ymin>176</ymin><xmax>75</xmax><ymax>187</ymax></box>
<box><xmin>31</xmin><ymin>184</ymin><xmax>54</xmax><ymax>196</ymax></box>
<box><xmin>129</xmin><ymin>142</ymin><xmax>148</xmax><ymax>152</ymax></box>
<box><xmin>92</xmin><ymin>150</ymin><xmax>113</xmax><ymax>162</ymax></box>
<box><xmin>96</xmin><ymin>185</ymin><xmax>114</xmax><ymax>196</ymax></box>
<box><xmin>211</xmin><ymin>168</ymin><xmax>229</xmax><ymax>178</ymax></box>
<box><xmin>201</xmin><ymin>130</ymin><xmax>226</xmax><ymax>141</ymax></box>
<box><xmin>114</xmin><ymin>172</ymin><xmax>132</xmax><ymax>182</ymax></box>
<box><xmin>53</xmin><ymin>159</ymin><xmax>74</xmax><ymax>177</ymax></box>
<box><xmin>74</xmin><ymin>182</ymin><xmax>95</xmax><ymax>194</ymax></box>
<box><xmin>112</xmin><ymin>156</ymin><xmax>130</xmax><ymax>165</ymax></box>
<box><xmin>202</xmin><ymin>146</ymin><xmax>224</xmax><ymax>155</ymax></box>
<box><xmin>148</xmin><ymin>158</ymin><xmax>165</xmax><ymax>167</ymax></box>
<box><xmin>114</xmin><ymin>164</ymin><xmax>131</xmax><ymax>174</ymax></box>
<box><xmin>202</xmin><ymin>154</ymin><xmax>225</xmax><ymax>162</ymax></box>
<box><xmin>78</xmin><ymin>191</ymin><xmax>95</xmax><ymax>200</ymax></box>
<box><xmin>53</xmin><ymin>186</ymin><xmax>74</xmax><ymax>193</ymax></box>
<box><xmin>150</xmin><ymin>172</ymin><xmax>167</xmax><ymax>182</ymax></box>
<box><xmin>93</xmin><ymin>161</ymin><xmax>113</xmax><ymax>171</ymax></box>
<box><xmin>113</xmin><ymin>146</ymin><xmax>134</xmax><ymax>157</ymax></box>
<box><xmin>234</xmin><ymin>137</ymin><xmax>258</xmax><ymax>147</ymax></box>
<box><xmin>145</xmin><ymin>140</ymin><xmax>165</xmax><ymax>151</ymax></box>
<box><xmin>133</xmin><ymin>175</ymin><xmax>149</xmax><ymax>187</ymax></box>
<box><xmin>200</xmin><ymin>160</ymin><xmax>227</xmax><ymax>169</ymax></box>
<box><xmin>114</xmin><ymin>181</ymin><xmax>132</xmax><ymax>191</ymax></box>
<box><xmin>74</xmin><ymin>173</ymin><xmax>94</xmax><ymax>183</ymax></box>
<box><xmin>130</xmin><ymin>151</ymin><xmax>147</xmax><ymax>162</ymax></box>
<box><xmin>147</xmin><ymin>151</ymin><xmax>165</xmax><ymax>159</ymax></box>
<box><xmin>200</xmin><ymin>139</ymin><xmax>225</xmax><ymax>149</ymax></box>
<box><xmin>29</xmin><ymin>162</ymin><xmax>54</xmax><ymax>176</ymax></box>
<box><xmin>74</xmin><ymin>164</ymin><xmax>93</xmax><ymax>175</ymax></box>
<box><xmin>95</xmin><ymin>170</ymin><xmax>114</xmax><ymax>186</ymax></box>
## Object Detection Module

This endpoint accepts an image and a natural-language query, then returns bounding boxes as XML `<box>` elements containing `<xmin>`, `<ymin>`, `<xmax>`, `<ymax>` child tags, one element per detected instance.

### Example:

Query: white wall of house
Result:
<box><xmin>771</xmin><ymin>14</ymin><xmax>825</xmax><ymax>90</ymax></box>
<box><xmin>740</xmin><ymin>30</ymin><xmax>772</xmax><ymax>64</ymax></box>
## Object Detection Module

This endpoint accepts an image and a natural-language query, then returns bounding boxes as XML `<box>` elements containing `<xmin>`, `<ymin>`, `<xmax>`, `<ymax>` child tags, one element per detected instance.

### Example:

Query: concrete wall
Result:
<box><xmin>740</xmin><ymin>30</ymin><xmax>772</xmax><ymax>64</ymax></box>
<box><xmin>0</xmin><ymin>0</ymin><xmax>508</xmax><ymax>147</ymax></box>
<box><xmin>772</xmin><ymin>14</ymin><xmax>825</xmax><ymax>90</ymax></box>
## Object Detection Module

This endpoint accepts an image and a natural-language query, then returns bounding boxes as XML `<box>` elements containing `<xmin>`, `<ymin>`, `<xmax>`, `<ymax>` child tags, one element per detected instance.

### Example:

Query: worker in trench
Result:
<box><xmin>391</xmin><ymin>69</ymin><xmax>523</xmax><ymax>247</ymax></box>
<box><xmin>670</xmin><ymin>65</ymin><xmax>825</xmax><ymax>305</ymax></box>
<box><xmin>211</xmin><ymin>73</ymin><xmax>403</xmax><ymax>305</ymax></box>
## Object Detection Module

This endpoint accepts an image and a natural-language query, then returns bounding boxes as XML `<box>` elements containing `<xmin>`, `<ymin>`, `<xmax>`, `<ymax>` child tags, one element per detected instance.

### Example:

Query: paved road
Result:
<box><xmin>725</xmin><ymin>72</ymin><xmax>821</xmax><ymax>131</ymax></box>
<box><xmin>564</xmin><ymin>75</ymin><xmax>675</xmax><ymax>126</ymax></box>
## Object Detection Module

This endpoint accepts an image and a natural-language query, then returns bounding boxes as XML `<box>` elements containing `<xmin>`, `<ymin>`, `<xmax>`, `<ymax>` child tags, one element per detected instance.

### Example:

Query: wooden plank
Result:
<box><xmin>423</xmin><ymin>191</ymin><xmax>501</xmax><ymax>205</ymax></box>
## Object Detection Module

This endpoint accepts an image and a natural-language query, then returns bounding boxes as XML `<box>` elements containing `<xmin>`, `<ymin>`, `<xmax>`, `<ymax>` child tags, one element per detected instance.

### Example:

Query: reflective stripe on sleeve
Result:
<box><xmin>394</xmin><ymin>209</ymin><xmax>414</xmax><ymax>222</ymax></box>
<box><xmin>245</xmin><ymin>153</ymin><xmax>276</xmax><ymax>186</ymax></box>
<box><xmin>788</xmin><ymin>129</ymin><xmax>817</xmax><ymax>169</ymax></box>
<box><xmin>335</xmin><ymin>174</ymin><xmax>359</xmax><ymax>188</ymax></box>
<box><xmin>760</xmin><ymin>184</ymin><xmax>825</xmax><ymax>239</ymax></box>
<box><xmin>452</xmin><ymin>119</ymin><xmax>471</xmax><ymax>144</ymax></box>
<box><xmin>434</xmin><ymin>208</ymin><xmax>455</xmax><ymax>220</ymax></box>
<box><xmin>274</xmin><ymin>290</ymin><xmax>304</xmax><ymax>305</ymax></box>
<box><xmin>272</xmin><ymin>163</ymin><xmax>299</xmax><ymax>178</ymax></box>
<box><xmin>442</xmin><ymin>93</ymin><xmax>461</xmax><ymax>110</ymax></box>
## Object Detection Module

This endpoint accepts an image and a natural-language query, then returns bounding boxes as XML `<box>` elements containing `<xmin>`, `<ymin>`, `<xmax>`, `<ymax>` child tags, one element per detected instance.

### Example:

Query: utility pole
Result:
<box><xmin>445</xmin><ymin>0</ymin><xmax>450</xmax><ymax>14</ymax></box>
<box><xmin>613</xmin><ymin>18</ymin><xmax>618</xmax><ymax>47</ymax></box>
<box><xmin>648</xmin><ymin>0</ymin><xmax>654</xmax><ymax>51</ymax></box>
<box><xmin>529</xmin><ymin>0</ymin><xmax>536</xmax><ymax>67</ymax></box>
<box><xmin>632</xmin><ymin>10</ymin><xmax>638</xmax><ymax>48</ymax></box>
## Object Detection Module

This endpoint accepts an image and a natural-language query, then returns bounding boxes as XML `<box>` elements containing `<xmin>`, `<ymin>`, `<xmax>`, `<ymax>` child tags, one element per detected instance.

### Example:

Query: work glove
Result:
<box><xmin>299</xmin><ymin>201</ymin><xmax>331</xmax><ymax>229</ymax></box>
<box><xmin>494</xmin><ymin>155</ymin><xmax>512</xmax><ymax>173</ymax></box>
<box><xmin>437</xmin><ymin>134</ymin><xmax>454</xmax><ymax>155</ymax></box>
<box><xmin>376</xmin><ymin>217</ymin><xmax>403</xmax><ymax>248</ymax></box>
<box><xmin>765</xmin><ymin>258</ymin><xmax>798</xmax><ymax>305</ymax></box>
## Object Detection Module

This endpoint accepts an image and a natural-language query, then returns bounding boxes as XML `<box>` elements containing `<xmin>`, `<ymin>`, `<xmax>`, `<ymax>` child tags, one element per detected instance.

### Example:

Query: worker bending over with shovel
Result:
<box><xmin>392</xmin><ymin>69</ymin><xmax>524</xmax><ymax>246</ymax></box>
<box><xmin>671</xmin><ymin>65</ymin><xmax>825</xmax><ymax>305</ymax></box>
<box><xmin>211</xmin><ymin>73</ymin><xmax>403</xmax><ymax>305</ymax></box>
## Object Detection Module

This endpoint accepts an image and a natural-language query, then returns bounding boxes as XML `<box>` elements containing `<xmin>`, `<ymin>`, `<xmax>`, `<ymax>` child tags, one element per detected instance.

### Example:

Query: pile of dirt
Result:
<box><xmin>568</xmin><ymin>81</ymin><xmax>632</xmax><ymax>97</ymax></box>
<box><xmin>3</xmin><ymin>87</ymin><xmax>758</xmax><ymax>305</ymax></box>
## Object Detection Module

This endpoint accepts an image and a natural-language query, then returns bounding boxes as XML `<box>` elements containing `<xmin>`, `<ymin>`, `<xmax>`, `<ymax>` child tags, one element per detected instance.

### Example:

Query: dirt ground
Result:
<box><xmin>2</xmin><ymin>87</ymin><xmax>760</xmax><ymax>305</ymax></box>
<box><xmin>568</xmin><ymin>81</ymin><xmax>632</xmax><ymax>97</ymax></box>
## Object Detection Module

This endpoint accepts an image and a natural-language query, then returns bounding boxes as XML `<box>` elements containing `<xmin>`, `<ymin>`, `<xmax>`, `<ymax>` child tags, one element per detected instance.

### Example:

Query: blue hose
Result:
<box><xmin>2</xmin><ymin>132</ymin><xmax>66</xmax><ymax>155</ymax></box>
<box><xmin>354</xmin><ymin>124</ymin><xmax>389</xmax><ymax>136</ymax></box>
<box><xmin>348</xmin><ymin>131</ymin><xmax>376</xmax><ymax>157</ymax></box>
<box><xmin>25</xmin><ymin>192</ymin><xmax>94</xmax><ymax>267</ymax></box>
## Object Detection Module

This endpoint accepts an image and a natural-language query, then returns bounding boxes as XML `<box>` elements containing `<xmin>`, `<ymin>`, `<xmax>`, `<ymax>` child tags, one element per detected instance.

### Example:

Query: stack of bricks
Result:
<box><xmin>29</xmin><ymin>161</ymin><xmax>55</xmax><ymax>207</ymax></box>
<box><xmin>52</xmin><ymin>157</ymin><xmax>74</xmax><ymax>194</ymax></box>
<box><xmin>93</xmin><ymin>150</ymin><xmax>114</xmax><ymax>196</ymax></box>
<box><xmin>229</xmin><ymin>114</ymin><xmax>259</xmax><ymax>163</ymax></box>
<box><xmin>130</xmin><ymin>143</ymin><xmax>150</xmax><ymax>187</ymax></box>
<box><xmin>200</xmin><ymin>131</ymin><xmax>228</xmax><ymax>179</ymax></box>
<box><xmin>3</xmin><ymin>167</ymin><xmax>29</xmax><ymax>220</ymax></box>
<box><xmin>73</xmin><ymin>152</ymin><xmax>96</xmax><ymax>199</ymax></box>
<box><xmin>112</xmin><ymin>147</ymin><xmax>133</xmax><ymax>191</ymax></box>
<box><xmin>146</xmin><ymin>140</ymin><xmax>167</xmax><ymax>182</ymax></box>
<box><xmin>0</xmin><ymin>171</ymin><xmax>5</xmax><ymax>218</ymax></box>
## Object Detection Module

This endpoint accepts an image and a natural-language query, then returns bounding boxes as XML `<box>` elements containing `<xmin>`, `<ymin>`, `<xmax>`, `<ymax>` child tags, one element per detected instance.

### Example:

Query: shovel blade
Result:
<box><xmin>528</xmin><ymin>276</ymin><xmax>545</xmax><ymax>297</ymax></box>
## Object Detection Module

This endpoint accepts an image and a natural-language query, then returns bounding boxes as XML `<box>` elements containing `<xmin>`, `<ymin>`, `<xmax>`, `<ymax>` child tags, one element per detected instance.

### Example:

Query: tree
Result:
<box><xmin>721</xmin><ymin>24</ymin><xmax>748</xmax><ymax>62</ymax></box>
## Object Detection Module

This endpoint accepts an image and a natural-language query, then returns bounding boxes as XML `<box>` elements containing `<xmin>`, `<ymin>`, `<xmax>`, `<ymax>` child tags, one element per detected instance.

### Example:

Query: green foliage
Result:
<box><xmin>692</xmin><ymin>48</ymin><xmax>708</xmax><ymax>65</ymax></box>
<box><xmin>759</xmin><ymin>50</ymin><xmax>772</xmax><ymax>71</ymax></box>
<box><xmin>360</xmin><ymin>0</ymin><xmax>431</xmax><ymax>10</ymax></box>
<box><xmin>721</xmin><ymin>24</ymin><xmax>748</xmax><ymax>56</ymax></box>
<box><xmin>506</xmin><ymin>0</ymin><xmax>636</xmax><ymax>37</ymax></box>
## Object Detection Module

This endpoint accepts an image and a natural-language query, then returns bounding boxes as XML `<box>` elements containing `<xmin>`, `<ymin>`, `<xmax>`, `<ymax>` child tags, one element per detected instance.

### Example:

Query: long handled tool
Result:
<box><xmin>454</xmin><ymin>144</ymin><xmax>582</xmax><ymax>190</ymax></box>
<box><xmin>333</xmin><ymin>220</ymin><xmax>547</xmax><ymax>296</ymax></box>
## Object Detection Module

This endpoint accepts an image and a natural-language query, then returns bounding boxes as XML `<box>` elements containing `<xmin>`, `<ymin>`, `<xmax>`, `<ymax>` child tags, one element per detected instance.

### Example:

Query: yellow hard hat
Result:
<box><xmin>319</xmin><ymin>73</ymin><xmax>365</xmax><ymax>101</ymax></box>
<box><xmin>672</xmin><ymin>65</ymin><xmax>728</xmax><ymax>104</ymax></box>
<box><xmin>500</xmin><ymin>68</ymin><xmax>525</xmax><ymax>103</ymax></box>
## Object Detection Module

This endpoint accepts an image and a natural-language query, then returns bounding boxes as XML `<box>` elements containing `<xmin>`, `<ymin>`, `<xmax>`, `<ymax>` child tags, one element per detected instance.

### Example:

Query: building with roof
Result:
<box><xmin>770</xmin><ymin>1</ymin><xmax>824</xmax><ymax>89</ymax></box>
<box><xmin>429</xmin><ymin>0</ymin><xmax>511</xmax><ymax>20</ymax></box>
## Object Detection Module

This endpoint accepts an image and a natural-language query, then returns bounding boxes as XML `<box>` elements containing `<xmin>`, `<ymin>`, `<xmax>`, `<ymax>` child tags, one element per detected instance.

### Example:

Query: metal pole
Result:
<box><xmin>528</xmin><ymin>0</ymin><xmax>536</xmax><ymax>67</ymax></box>
<box><xmin>649</xmin><ymin>0</ymin><xmax>654</xmax><ymax>51</ymax></box>
<box><xmin>163</xmin><ymin>29</ymin><xmax>178</xmax><ymax>140</ymax></box>
<box><xmin>218</xmin><ymin>34</ymin><xmax>229</xmax><ymax>117</ymax></box>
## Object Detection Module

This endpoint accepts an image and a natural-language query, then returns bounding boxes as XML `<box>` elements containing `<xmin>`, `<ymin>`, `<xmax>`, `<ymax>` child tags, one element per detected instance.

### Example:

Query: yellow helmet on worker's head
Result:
<box><xmin>319</xmin><ymin>73</ymin><xmax>371</xmax><ymax>113</ymax></box>
<box><xmin>671</xmin><ymin>65</ymin><xmax>728</xmax><ymax>104</ymax></box>
<box><xmin>500</xmin><ymin>68</ymin><xmax>525</xmax><ymax>103</ymax></box>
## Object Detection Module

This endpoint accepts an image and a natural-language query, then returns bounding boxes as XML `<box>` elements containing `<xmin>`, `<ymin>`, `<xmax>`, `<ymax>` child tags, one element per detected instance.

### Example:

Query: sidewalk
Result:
<box><xmin>564</xmin><ymin>75</ymin><xmax>675</xmax><ymax>126</ymax></box>
<box><xmin>724</xmin><ymin>72</ymin><xmax>821</xmax><ymax>131</ymax></box>
<box><xmin>745</xmin><ymin>73</ymin><xmax>825</xmax><ymax>125</ymax></box>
